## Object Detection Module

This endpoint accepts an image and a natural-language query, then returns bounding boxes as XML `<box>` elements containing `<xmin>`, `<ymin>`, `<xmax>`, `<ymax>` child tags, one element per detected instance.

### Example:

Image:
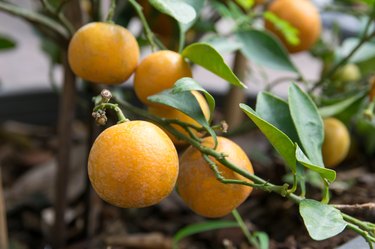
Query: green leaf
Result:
<box><xmin>149</xmin><ymin>0</ymin><xmax>196</xmax><ymax>24</ymax></box>
<box><xmin>288</xmin><ymin>83</ymin><xmax>324</xmax><ymax>167</ymax></box>
<box><xmin>173</xmin><ymin>221</ymin><xmax>239</xmax><ymax>249</ymax></box>
<box><xmin>256</xmin><ymin>92</ymin><xmax>299</xmax><ymax>143</ymax></box>
<box><xmin>182</xmin><ymin>43</ymin><xmax>245</xmax><ymax>88</ymax></box>
<box><xmin>237</xmin><ymin>30</ymin><xmax>298</xmax><ymax>73</ymax></box>
<box><xmin>295</xmin><ymin>145</ymin><xmax>336</xmax><ymax>182</ymax></box>
<box><xmin>263</xmin><ymin>11</ymin><xmax>300</xmax><ymax>46</ymax></box>
<box><xmin>179</xmin><ymin>0</ymin><xmax>205</xmax><ymax>32</ymax></box>
<box><xmin>235</xmin><ymin>0</ymin><xmax>255</xmax><ymax>11</ymax></box>
<box><xmin>319</xmin><ymin>92</ymin><xmax>366</xmax><ymax>118</ymax></box>
<box><xmin>0</xmin><ymin>35</ymin><xmax>16</xmax><ymax>51</ymax></box>
<box><xmin>300</xmin><ymin>199</ymin><xmax>347</xmax><ymax>241</ymax></box>
<box><xmin>172</xmin><ymin>77</ymin><xmax>215</xmax><ymax>122</ymax></box>
<box><xmin>148</xmin><ymin>83</ymin><xmax>216</xmax><ymax>142</ymax></box>
<box><xmin>240</xmin><ymin>103</ymin><xmax>296</xmax><ymax>173</ymax></box>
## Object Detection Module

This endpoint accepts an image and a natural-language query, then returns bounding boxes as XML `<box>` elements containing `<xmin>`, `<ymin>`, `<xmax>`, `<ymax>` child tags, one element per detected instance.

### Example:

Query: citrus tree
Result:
<box><xmin>1</xmin><ymin>0</ymin><xmax>375</xmax><ymax>248</ymax></box>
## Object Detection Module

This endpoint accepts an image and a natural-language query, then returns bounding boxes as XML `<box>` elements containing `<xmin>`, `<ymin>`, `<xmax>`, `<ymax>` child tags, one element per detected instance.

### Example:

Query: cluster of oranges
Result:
<box><xmin>67</xmin><ymin>0</ymin><xmax>350</xmax><ymax>218</ymax></box>
<box><xmin>68</xmin><ymin>17</ymin><xmax>254</xmax><ymax>217</ymax></box>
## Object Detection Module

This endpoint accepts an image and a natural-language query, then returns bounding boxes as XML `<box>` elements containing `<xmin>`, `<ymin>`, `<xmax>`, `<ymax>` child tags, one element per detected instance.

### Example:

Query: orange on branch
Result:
<box><xmin>88</xmin><ymin>121</ymin><xmax>179</xmax><ymax>208</ymax></box>
<box><xmin>68</xmin><ymin>22</ymin><xmax>139</xmax><ymax>84</ymax></box>
<box><xmin>177</xmin><ymin>136</ymin><xmax>254</xmax><ymax>218</ymax></box>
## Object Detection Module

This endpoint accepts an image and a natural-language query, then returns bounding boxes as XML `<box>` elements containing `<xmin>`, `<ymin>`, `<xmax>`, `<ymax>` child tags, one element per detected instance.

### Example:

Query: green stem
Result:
<box><xmin>342</xmin><ymin>213</ymin><xmax>375</xmax><ymax>233</ymax></box>
<box><xmin>232</xmin><ymin>209</ymin><xmax>261</xmax><ymax>249</ymax></box>
<box><xmin>346</xmin><ymin>223</ymin><xmax>375</xmax><ymax>248</ymax></box>
<box><xmin>178</xmin><ymin>27</ymin><xmax>185</xmax><ymax>53</ymax></box>
<box><xmin>0</xmin><ymin>1</ymin><xmax>69</xmax><ymax>40</ymax></box>
<box><xmin>311</xmin><ymin>16</ymin><xmax>375</xmax><ymax>92</ymax></box>
<box><xmin>41</xmin><ymin>0</ymin><xmax>75</xmax><ymax>36</ymax></box>
<box><xmin>321</xmin><ymin>178</ymin><xmax>330</xmax><ymax>204</ymax></box>
<box><xmin>94</xmin><ymin>103</ymin><xmax>128</xmax><ymax>123</ymax></box>
<box><xmin>106</xmin><ymin>0</ymin><xmax>116</xmax><ymax>22</ymax></box>
<box><xmin>128</xmin><ymin>0</ymin><xmax>158</xmax><ymax>51</ymax></box>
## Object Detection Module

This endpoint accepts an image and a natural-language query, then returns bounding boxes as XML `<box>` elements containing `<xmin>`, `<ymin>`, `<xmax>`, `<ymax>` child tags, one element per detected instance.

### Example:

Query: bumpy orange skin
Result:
<box><xmin>68</xmin><ymin>22</ymin><xmax>139</xmax><ymax>84</ymax></box>
<box><xmin>177</xmin><ymin>137</ymin><xmax>254</xmax><ymax>218</ymax></box>
<box><xmin>322</xmin><ymin>118</ymin><xmax>350</xmax><ymax>168</ymax></box>
<box><xmin>148</xmin><ymin>91</ymin><xmax>210</xmax><ymax>145</ymax></box>
<box><xmin>265</xmin><ymin>0</ymin><xmax>321</xmax><ymax>53</ymax></box>
<box><xmin>88</xmin><ymin>121</ymin><xmax>179</xmax><ymax>208</ymax></box>
<box><xmin>134</xmin><ymin>50</ymin><xmax>192</xmax><ymax>106</ymax></box>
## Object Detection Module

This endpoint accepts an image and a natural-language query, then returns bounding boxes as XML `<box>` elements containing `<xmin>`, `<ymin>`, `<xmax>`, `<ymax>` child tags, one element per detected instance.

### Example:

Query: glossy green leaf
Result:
<box><xmin>240</xmin><ymin>103</ymin><xmax>296</xmax><ymax>173</ymax></box>
<box><xmin>0</xmin><ymin>35</ymin><xmax>16</xmax><ymax>50</ymax></box>
<box><xmin>182</xmin><ymin>43</ymin><xmax>246</xmax><ymax>88</ymax></box>
<box><xmin>148</xmin><ymin>83</ymin><xmax>216</xmax><ymax>142</ymax></box>
<box><xmin>295</xmin><ymin>145</ymin><xmax>336</xmax><ymax>182</ymax></box>
<box><xmin>300</xmin><ymin>199</ymin><xmax>347</xmax><ymax>241</ymax></box>
<box><xmin>237</xmin><ymin>30</ymin><xmax>298</xmax><ymax>73</ymax></box>
<box><xmin>149</xmin><ymin>0</ymin><xmax>196</xmax><ymax>24</ymax></box>
<box><xmin>173</xmin><ymin>221</ymin><xmax>239</xmax><ymax>249</ymax></box>
<box><xmin>172</xmin><ymin>77</ymin><xmax>215</xmax><ymax>121</ymax></box>
<box><xmin>319</xmin><ymin>92</ymin><xmax>366</xmax><ymax>118</ymax></box>
<box><xmin>289</xmin><ymin>83</ymin><xmax>324</xmax><ymax>167</ymax></box>
<box><xmin>256</xmin><ymin>92</ymin><xmax>299</xmax><ymax>143</ymax></box>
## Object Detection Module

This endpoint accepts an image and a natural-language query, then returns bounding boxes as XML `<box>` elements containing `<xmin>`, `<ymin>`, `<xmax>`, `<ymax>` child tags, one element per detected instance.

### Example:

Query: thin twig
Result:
<box><xmin>311</xmin><ymin>15</ymin><xmax>375</xmax><ymax>92</ymax></box>
<box><xmin>128</xmin><ymin>0</ymin><xmax>159</xmax><ymax>51</ymax></box>
<box><xmin>0</xmin><ymin>1</ymin><xmax>69</xmax><ymax>40</ymax></box>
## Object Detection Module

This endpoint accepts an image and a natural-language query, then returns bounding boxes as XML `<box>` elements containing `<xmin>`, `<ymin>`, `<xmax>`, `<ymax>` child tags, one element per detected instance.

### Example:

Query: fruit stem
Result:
<box><xmin>106</xmin><ymin>0</ymin><xmax>116</xmax><ymax>23</ymax></box>
<box><xmin>93</xmin><ymin>103</ymin><xmax>129</xmax><ymax>124</ymax></box>
<box><xmin>128</xmin><ymin>0</ymin><xmax>158</xmax><ymax>51</ymax></box>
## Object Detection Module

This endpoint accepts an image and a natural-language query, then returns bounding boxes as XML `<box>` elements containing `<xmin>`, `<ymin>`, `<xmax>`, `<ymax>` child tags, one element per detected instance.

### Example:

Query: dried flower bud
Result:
<box><xmin>101</xmin><ymin>89</ymin><xmax>112</xmax><ymax>102</ymax></box>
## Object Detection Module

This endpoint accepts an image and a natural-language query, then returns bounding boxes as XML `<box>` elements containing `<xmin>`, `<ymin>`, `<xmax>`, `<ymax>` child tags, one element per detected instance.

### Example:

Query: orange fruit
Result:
<box><xmin>148</xmin><ymin>91</ymin><xmax>211</xmax><ymax>145</ymax></box>
<box><xmin>322</xmin><ymin>118</ymin><xmax>350</xmax><ymax>168</ymax></box>
<box><xmin>134</xmin><ymin>50</ymin><xmax>192</xmax><ymax>106</ymax></box>
<box><xmin>68</xmin><ymin>22</ymin><xmax>139</xmax><ymax>84</ymax></box>
<box><xmin>177</xmin><ymin>136</ymin><xmax>254</xmax><ymax>218</ymax></box>
<box><xmin>265</xmin><ymin>0</ymin><xmax>321</xmax><ymax>53</ymax></box>
<box><xmin>88</xmin><ymin>120</ymin><xmax>179</xmax><ymax>208</ymax></box>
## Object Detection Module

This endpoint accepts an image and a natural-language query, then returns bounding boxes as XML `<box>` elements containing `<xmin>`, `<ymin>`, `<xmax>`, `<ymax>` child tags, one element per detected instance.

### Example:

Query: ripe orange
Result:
<box><xmin>322</xmin><ymin>118</ymin><xmax>350</xmax><ymax>168</ymax></box>
<box><xmin>265</xmin><ymin>0</ymin><xmax>321</xmax><ymax>53</ymax></box>
<box><xmin>134</xmin><ymin>50</ymin><xmax>192</xmax><ymax>106</ymax></box>
<box><xmin>68</xmin><ymin>22</ymin><xmax>139</xmax><ymax>84</ymax></box>
<box><xmin>88</xmin><ymin>120</ymin><xmax>179</xmax><ymax>208</ymax></box>
<box><xmin>177</xmin><ymin>136</ymin><xmax>254</xmax><ymax>218</ymax></box>
<box><xmin>148</xmin><ymin>91</ymin><xmax>211</xmax><ymax>145</ymax></box>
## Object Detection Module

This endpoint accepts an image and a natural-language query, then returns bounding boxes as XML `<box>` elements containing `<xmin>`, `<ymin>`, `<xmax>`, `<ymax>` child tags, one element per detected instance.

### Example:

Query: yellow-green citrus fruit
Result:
<box><xmin>333</xmin><ymin>64</ymin><xmax>361</xmax><ymax>82</ymax></box>
<box><xmin>322</xmin><ymin>118</ymin><xmax>350</xmax><ymax>168</ymax></box>
<box><xmin>177</xmin><ymin>136</ymin><xmax>254</xmax><ymax>218</ymax></box>
<box><xmin>134</xmin><ymin>50</ymin><xmax>192</xmax><ymax>106</ymax></box>
<box><xmin>68</xmin><ymin>22</ymin><xmax>139</xmax><ymax>84</ymax></box>
<box><xmin>88</xmin><ymin>120</ymin><xmax>179</xmax><ymax>208</ymax></box>
<box><xmin>265</xmin><ymin>0</ymin><xmax>321</xmax><ymax>53</ymax></box>
<box><xmin>148</xmin><ymin>91</ymin><xmax>211</xmax><ymax>146</ymax></box>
